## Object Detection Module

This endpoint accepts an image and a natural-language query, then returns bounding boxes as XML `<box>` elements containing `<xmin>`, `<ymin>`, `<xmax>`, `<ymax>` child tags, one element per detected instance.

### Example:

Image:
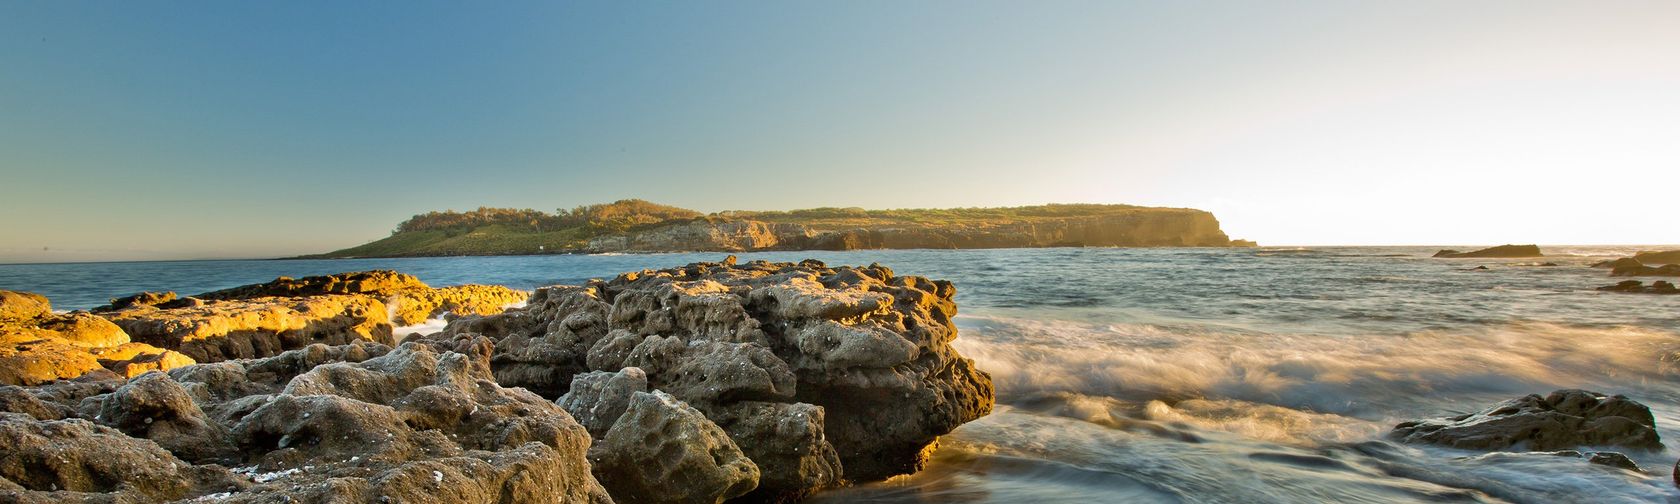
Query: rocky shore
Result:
<box><xmin>0</xmin><ymin>260</ymin><xmax>995</xmax><ymax>503</ymax></box>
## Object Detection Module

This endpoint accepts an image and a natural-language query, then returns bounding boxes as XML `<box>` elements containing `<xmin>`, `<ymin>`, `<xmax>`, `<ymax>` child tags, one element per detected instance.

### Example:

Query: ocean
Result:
<box><xmin>4</xmin><ymin>246</ymin><xmax>1678</xmax><ymax>502</ymax></box>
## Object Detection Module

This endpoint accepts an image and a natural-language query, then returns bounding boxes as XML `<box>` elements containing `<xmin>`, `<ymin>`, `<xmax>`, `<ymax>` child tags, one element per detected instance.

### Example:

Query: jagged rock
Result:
<box><xmin>1392</xmin><ymin>390</ymin><xmax>1662</xmax><ymax>451</ymax></box>
<box><xmin>1597</xmin><ymin>280</ymin><xmax>1680</xmax><ymax>295</ymax></box>
<box><xmin>1432</xmin><ymin>245</ymin><xmax>1543</xmax><ymax>258</ymax></box>
<box><xmin>591</xmin><ymin>390</ymin><xmax>758</xmax><ymax>504</ymax></box>
<box><xmin>1611</xmin><ymin>263</ymin><xmax>1680</xmax><ymax>277</ymax></box>
<box><xmin>558</xmin><ymin>367</ymin><xmax>649</xmax><ymax>438</ymax></box>
<box><xmin>444</xmin><ymin>258</ymin><xmax>995</xmax><ymax>497</ymax></box>
<box><xmin>0</xmin><ymin>292</ymin><xmax>176</xmax><ymax>386</ymax></box>
<box><xmin>0</xmin><ymin>412</ymin><xmax>248</xmax><ymax>502</ymax></box>
<box><xmin>102</xmin><ymin>295</ymin><xmax>395</xmax><ymax>363</ymax></box>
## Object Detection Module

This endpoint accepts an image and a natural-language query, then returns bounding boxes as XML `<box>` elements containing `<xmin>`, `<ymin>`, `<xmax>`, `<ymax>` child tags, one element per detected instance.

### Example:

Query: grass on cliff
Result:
<box><xmin>309</xmin><ymin>224</ymin><xmax>591</xmax><ymax>258</ymax></box>
<box><xmin>308</xmin><ymin>201</ymin><xmax>1206</xmax><ymax>258</ymax></box>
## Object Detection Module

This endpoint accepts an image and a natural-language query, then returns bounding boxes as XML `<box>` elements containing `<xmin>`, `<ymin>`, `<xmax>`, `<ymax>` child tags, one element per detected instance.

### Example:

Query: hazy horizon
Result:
<box><xmin>4</xmin><ymin>1</ymin><xmax>1678</xmax><ymax>262</ymax></box>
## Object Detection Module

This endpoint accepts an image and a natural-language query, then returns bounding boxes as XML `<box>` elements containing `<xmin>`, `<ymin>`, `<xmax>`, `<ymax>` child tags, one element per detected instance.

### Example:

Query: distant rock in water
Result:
<box><xmin>1597</xmin><ymin>280</ymin><xmax>1680</xmax><ymax>295</ymax></box>
<box><xmin>1633</xmin><ymin>250</ymin><xmax>1680</xmax><ymax>266</ymax></box>
<box><xmin>1611</xmin><ymin>263</ymin><xmax>1680</xmax><ymax>277</ymax></box>
<box><xmin>1432</xmin><ymin>244</ymin><xmax>1543</xmax><ymax>258</ymax></box>
<box><xmin>1593</xmin><ymin>257</ymin><xmax>1645</xmax><ymax>269</ymax></box>
<box><xmin>1391</xmin><ymin>389</ymin><xmax>1662</xmax><ymax>451</ymax></box>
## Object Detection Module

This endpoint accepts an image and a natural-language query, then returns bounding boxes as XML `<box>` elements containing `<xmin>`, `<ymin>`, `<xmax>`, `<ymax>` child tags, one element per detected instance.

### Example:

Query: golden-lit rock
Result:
<box><xmin>102</xmin><ymin>295</ymin><xmax>395</xmax><ymax>363</ymax></box>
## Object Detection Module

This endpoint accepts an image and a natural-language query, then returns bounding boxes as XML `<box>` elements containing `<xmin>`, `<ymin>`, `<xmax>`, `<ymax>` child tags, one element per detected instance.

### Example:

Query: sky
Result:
<box><xmin>2</xmin><ymin>1</ymin><xmax>1677</xmax><ymax>262</ymax></box>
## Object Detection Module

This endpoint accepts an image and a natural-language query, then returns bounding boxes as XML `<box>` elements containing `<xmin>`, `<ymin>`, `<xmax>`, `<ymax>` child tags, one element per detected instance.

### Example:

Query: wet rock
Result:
<box><xmin>1611</xmin><ymin>263</ymin><xmax>1680</xmax><ymax>277</ymax></box>
<box><xmin>1432</xmin><ymin>245</ymin><xmax>1543</xmax><ymax>258</ymax></box>
<box><xmin>1597</xmin><ymin>280</ymin><xmax>1680</xmax><ymax>295</ymax></box>
<box><xmin>1392</xmin><ymin>390</ymin><xmax>1662</xmax><ymax>451</ymax></box>
<box><xmin>1593</xmin><ymin>257</ymin><xmax>1646</xmax><ymax>269</ymax></box>
<box><xmin>591</xmin><ymin>390</ymin><xmax>758</xmax><ymax>504</ymax></box>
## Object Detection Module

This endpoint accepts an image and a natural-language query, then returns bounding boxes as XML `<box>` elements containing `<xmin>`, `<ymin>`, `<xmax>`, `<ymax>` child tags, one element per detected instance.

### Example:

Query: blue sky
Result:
<box><xmin>3</xmin><ymin>1</ymin><xmax>1678</xmax><ymax>261</ymax></box>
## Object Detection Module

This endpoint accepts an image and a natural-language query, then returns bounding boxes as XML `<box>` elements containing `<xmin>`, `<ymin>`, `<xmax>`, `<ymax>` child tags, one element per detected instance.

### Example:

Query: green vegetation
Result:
<box><xmin>304</xmin><ymin>200</ymin><xmax>1206</xmax><ymax>258</ymax></box>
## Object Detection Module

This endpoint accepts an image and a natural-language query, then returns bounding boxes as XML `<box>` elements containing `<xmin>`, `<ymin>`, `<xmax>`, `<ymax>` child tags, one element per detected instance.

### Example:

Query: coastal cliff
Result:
<box><xmin>313</xmin><ymin>201</ymin><xmax>1252</xmax><ymax>258</ymax></box>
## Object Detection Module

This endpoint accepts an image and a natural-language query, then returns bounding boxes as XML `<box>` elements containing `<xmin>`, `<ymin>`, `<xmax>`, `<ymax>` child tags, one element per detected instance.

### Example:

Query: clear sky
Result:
<box><xmin>3</xmin><ymin>1</ymin><xmax>1677</xmax><ymax>262</ymax></box>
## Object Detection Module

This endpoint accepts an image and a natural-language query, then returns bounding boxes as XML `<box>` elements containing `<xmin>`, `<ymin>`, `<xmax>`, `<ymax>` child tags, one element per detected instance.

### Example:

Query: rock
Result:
<box><xmin>102</xmin><ymin>294</ymin><xmax>395</xmax><ymax>363</ymax></box>
<box><xmin>0</xmin><ymin>291</ymin><xmax>51</xmax><ymax>323</ymax></box>
<box><xmin>591</xmin><ymin>390</ymin><xmax>759</xmax><ymax>504</ymax></box>
<box><xmin>14</xmin><ymin>340</ymin><xmax>613</xmax><ymax>503</ymax></box>
<box><xmin>0</xmin><ymin>292</ymin><xmax>167</xmax><ymax>385</ymax></box>
<box><xmin>444</xmin><ymin>258</ymin><xmax>995</xmax><ymax>497</ymax></box>
<box><xmin>197</xmin><ymin>270</ymin><xmax>429</xmax><ymax>299</ymax></box>
<box><xmin>1392</xmin><ymin>389</ymin><xmax>1662</xmax><ymax>451</ymax></box>
<box><xmin>0</xmin><ymin>339</ymin><xmax>108</xmax><ymax>386</ymax></box>
<box><xmin>1611</xmin><ymin>263</ymin><xmax>1680</xmax><ymax>277</ymax></box>
<box><xmin>190</xmin><ymin>270</ymin><xmax>528</xmax><ymax>327</ymax></box>
<box><xmin>1633</xmin><ymin>250</ymin><xmax>1680</xmax><ymax>266</ymax></box>
<box><xmin>1587</xmin><ymin>452</ymin><xmax>1641</xmax><ymax>471</ymax></box>
<box><xmin>557</xmin><ymin>367</ymin><xmax>649</xmax><ymax>438</ymax></box>
<box><xmin>90</xmin><ymin>371</ymin><xmax>236</xmax><ymax>463</ymax></box>
<box><xmin>1593</xmin><ymin>257</ymin><xmax>1645</xmax><ymax>269</ymax></box>
<box><xmin>0</xmin><ymin>412</ymin><xmax>247</xmax><ymax>502</ymax></box>
<box><xmin>100</xmin><ymin>291</ymin><xmax>179</xmax><ymax>311</ymax></box>
<box><xmin>1432</xmin><ymin>245</ymin><xmax>1543</xmax><ymax>258</ymax></box>
<box><xmin>1597</xmin><ymin>280</ymin><xmax>1680</xmax><ymax>295</ymax></box>
<box><xmin>388</xmin><ymin>284</ymin><xmax>529</xmax><ymax>326</ymax></box>
<box><xmin>699</xmin><ymin>400</ymin><xmax>842</xmax><ymax>502</ymax></box>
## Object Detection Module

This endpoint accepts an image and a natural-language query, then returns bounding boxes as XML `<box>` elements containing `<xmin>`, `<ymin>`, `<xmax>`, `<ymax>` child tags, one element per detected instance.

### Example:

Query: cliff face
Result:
<box><xmin>585</xmin><ymin>210</ymin><xmax>1241</xmax><ymax>252</ymax></box>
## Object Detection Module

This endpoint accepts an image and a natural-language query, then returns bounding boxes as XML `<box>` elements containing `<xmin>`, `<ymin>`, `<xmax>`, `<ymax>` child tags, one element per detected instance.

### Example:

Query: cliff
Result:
<box><xmin>311</xmin><ymin>201</ymin><xmax>1253</xmax><ymax>258</ymax></box>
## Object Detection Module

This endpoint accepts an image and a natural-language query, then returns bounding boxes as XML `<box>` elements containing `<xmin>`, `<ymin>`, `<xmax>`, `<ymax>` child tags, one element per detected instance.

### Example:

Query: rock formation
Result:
<box><xmin>89</xmin><ymin>271</ymin><xmax>528</xmax><ymax>365</ymax></box>
<box><xmin>1391</xmin><ymin>390</ymin><xmax>1662</xmax><ymax>451</ymax></box>
<box><xmin>2</xmin><ymin>290</ymin><xmax>195</xmax><ymax>385</ymax></box>
<box><xmin>1431</xmin><ymin>245</ymin><xmax>1544</xmax><ymax>259</ymax></box>
<box><xmin>431</xmin><ymin>258</ymin><xmax>995</xmax><ymax>501</ymax></box>
<box><xmin>1</xmin><ymin>263</ymin><xmax>995</xmax><ymax>503</ymax></box>
<box><xmin>1611</xmin><ymin>263</ymin><xmax>1680</xmax><ymax>277</ymax></box>
<box><xmin>1597</xmin><ymin>280</ymin><xmax>1680</xmax><ymax>295</ymax></box>
<box><xmin>1633</xmin><ymin>250</ymin><xmax>1680</xmax><ymax>266</ymax></box>
<box><xmin>0</xmin><ymin>340</ymin><xmax>614</xmax><ymax>503</ymax></box>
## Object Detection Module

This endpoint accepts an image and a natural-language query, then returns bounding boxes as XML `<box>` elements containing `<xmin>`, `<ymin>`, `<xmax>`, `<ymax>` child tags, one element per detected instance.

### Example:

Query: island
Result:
<box><xmin>305</xmin><ymin>200</ymin><xmax>1255</xmax><ymax>258</ymax></box>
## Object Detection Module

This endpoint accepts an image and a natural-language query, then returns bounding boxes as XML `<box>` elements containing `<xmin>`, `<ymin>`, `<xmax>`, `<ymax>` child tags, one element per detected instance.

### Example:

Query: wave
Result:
<box><xmin>953</xmin><ymin>315</ymin><xmax>1680</xmax><ymax>422</ymax></box>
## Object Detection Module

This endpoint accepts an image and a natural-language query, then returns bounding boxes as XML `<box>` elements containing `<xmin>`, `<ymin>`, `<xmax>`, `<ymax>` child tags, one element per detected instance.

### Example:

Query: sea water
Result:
<box><xmin>4</xmin><ymin>246</ymin><xmax>1678</xmax><ymax>502</ymax></box>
